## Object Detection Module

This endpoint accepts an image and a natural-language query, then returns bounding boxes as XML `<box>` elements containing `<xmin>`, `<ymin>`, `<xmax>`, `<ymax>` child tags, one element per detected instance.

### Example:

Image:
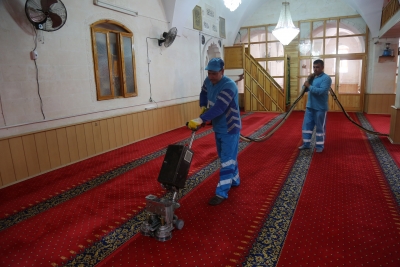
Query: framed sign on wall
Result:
<box><xmin>193</xmin><ymin>5</ymin><xmax>202</xmax><ymax>31</ymax></box>
<box><xmin>219</xmin><ymin>17</ymin><xmax>226</xmax><ymax>38</ymax></box>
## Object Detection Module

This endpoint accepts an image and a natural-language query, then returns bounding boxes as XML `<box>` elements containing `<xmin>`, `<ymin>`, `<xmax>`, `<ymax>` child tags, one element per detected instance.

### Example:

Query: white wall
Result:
<box><xmin>0</xmin><ymin>0</ymin><xmax>201</xmax><ymax>138</ymax></box>
<box><xmin>366</xmin><ymin>38</ymin><xmax>398</xmax><ymax>94</ymax></box>
<box><xmin>0</xmin><ymin>0</ymin><xmax>394</xmax><ymax>138</ymax></box>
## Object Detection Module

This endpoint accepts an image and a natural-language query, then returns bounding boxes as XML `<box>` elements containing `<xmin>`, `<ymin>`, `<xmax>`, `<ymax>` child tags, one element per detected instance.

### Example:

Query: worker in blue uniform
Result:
<box><xmin>299</xmin><ymin>59</ymin><xmax>332</xmax><ymax>153</ymax></box>
<box><xmin>188</xmin><ymin>58</ymin><xmax>241</xmax><ymax>206</ymax></box>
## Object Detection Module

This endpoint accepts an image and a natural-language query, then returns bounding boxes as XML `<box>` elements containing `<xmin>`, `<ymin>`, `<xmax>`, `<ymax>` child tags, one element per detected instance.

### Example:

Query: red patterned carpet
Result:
<box><xmin>97</xmin><ymin>112</ymin><xmax>303</xmax><ymax>267</ymax></box>
<box><xmin>277</xmin><ymin>112</ymin><xmax>400</xmax><ymax>266</ymax></box>
<box><xmin>364</xmin><ymin>113</ymin><xmax>400</xmax><ymax>167</ymax></box>
<box><xmin>0</xmin><ymin>112</ymin><xmax>279</xmax><ymax>267</ymax></box>
<box><xmin>0</xmin><ymin>111</ymin><xmax>399</xmax><ymax>267</ymax></box>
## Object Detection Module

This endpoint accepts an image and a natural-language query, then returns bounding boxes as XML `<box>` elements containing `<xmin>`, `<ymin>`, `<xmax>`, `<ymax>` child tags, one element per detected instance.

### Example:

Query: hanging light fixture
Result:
<box><xmin>224</xmin><ymin>0</ymin><xmax>241</xmax><ymax>12</ymax></box>
<box><xmin>272</xmin><ymin>2</ymin><xmax>299</xmax><ymax>45</ymax></box>
<box><xmin>299</xmin><ymin>40</ymin><xmax>311</xmax><ymax>55</ymax></box>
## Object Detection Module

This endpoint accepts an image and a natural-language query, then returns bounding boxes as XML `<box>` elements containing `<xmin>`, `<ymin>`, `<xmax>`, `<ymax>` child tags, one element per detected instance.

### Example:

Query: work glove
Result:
<box><xmin>200</xmin><ymin>106</ymin><xmax>209</xmax><ymax>115</ymax></box>
<box><xmin>187</xmin><ymin>118</ymin><xmax>203</xmax><ymax>130</ymax></box>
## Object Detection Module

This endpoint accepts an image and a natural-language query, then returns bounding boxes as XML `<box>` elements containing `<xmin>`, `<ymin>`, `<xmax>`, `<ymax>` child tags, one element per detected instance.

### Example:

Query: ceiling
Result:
<box><xmin>342</xmin><ymin>0</ymin><xmax>384</xmax><ymax>37</ymax></box>
<box><xmin>163</xmin><ymin>0</ymin><xmax>399</xmax><ymax>44</ymax></box>
<box><xmin>345</xmin><ymin>0</ymin><xmax>400</xmax><ymax>39</ymax></box>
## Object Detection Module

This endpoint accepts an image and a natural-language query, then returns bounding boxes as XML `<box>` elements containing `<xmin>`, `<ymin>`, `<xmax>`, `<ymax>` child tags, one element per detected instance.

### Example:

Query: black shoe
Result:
<box><xmin>208</xmin><ymin>195</ymin><xmax>225</xmax><ymax>206</ymax></box>
<box><xmin>298</xmin><ymin>145</ymin><xmax>310</xmax><ymax>150</ymax></box>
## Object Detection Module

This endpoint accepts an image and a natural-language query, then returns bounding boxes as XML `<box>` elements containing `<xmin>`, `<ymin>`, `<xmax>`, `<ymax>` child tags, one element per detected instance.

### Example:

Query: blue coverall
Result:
<box><xmin>302</xmin><ymin>72</ymin><xmax>332</xmax><ymax>150</ymax></box>
<box><xmin>199</xmin><ymin>75</ymin><xmax>241</xmax><ymax>199</ymax></box>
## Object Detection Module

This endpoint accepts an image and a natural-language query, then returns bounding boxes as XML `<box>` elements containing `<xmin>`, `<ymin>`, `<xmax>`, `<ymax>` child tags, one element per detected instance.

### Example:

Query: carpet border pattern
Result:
<box><xmin>241</xmin><ymin>136</ymin><xmax>315</xmax><ymax>267</ymax></box>
<box><xmin>357</xmin><ymin>113</ymin><xmax>400</xmax><ymax>206</ymax></box>
<box><xmin>63</xmin><ymin>114</ymin><xmax>285</xmax><ymax>266</ymax></box>
<box><xmin>0</xmin><ymin>128</ymin><xmax>222</xmax><ymax>232</ymax></box>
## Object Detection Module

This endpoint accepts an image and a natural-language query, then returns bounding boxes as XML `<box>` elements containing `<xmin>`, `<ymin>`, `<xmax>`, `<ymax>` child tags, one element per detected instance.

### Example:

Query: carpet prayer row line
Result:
<box><xmin>0</xmin><ymin>111</ymin><xmax>399</xmax><ymax>267</ymax></box>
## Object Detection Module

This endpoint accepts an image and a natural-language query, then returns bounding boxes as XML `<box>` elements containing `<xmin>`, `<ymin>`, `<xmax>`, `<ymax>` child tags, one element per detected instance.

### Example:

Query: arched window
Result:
<box><xmin>91</xmin><ymin>20</ymin><xmax>137</xmax><ymax>100</ymax></box>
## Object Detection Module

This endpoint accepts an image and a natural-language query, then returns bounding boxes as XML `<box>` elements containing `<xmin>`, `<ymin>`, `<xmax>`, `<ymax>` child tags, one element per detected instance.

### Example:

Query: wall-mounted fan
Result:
<box><xmin>25</xmin><ymin>0</ymin><xmax>67</xmax><ymax>31</ymax></box>
<box><xmin>158</xmin><ymin>27</ymin><xmax>177</xmax><ymax>47</ymax></box>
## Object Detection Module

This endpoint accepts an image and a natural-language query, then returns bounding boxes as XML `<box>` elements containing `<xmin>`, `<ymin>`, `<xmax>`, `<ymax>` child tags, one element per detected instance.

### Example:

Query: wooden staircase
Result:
<box><xmin>224</xmin><ymin>46</ymin><xmax>286</xmax><ymax>113</ymax></box>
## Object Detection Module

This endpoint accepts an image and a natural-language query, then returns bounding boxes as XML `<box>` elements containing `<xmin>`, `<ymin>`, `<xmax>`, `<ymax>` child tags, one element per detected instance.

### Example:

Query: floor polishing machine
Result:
<box><xmin>140</xmin><ymin>127</ymin><xmax>198</xmax><ymax>241</ymax></box>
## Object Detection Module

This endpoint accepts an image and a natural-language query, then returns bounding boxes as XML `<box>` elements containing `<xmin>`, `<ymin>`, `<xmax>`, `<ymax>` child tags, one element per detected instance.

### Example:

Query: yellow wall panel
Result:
<box><xmin>0</xmin><ymin>140</ymin><xmax>16</xmax><ymax>185</ymax></box>
<box><xmin>9</xmin><ymin>137</ymin><xmax>29</xmax><ymax>180</ymax></box>
<box><xmin>137</xmin><ymin>112</ymin><xmax>145</xmax><ymax>140</ymax></box>
<box><xmin>92</xmin><ymin>121</ymin><xmax>103</xmax><ymax>154</ymax></box>
<box><xmin>83</xmin><ymin>123</ymin><xmax>96</xmax><ymax>157</ymax></box>
<box><xmin>113</xmin><ymin>117</ymin><xmax>123</xmax><ymax>147</ymax></box>
<box><xmin>176</xmin><ymin>105</ymin><xmax>182</xmax><ymax>127</ymax></box>
<box><xmin>148</xmin><ymin>110</ymin><xmax>156</xmax><ymax>137</ymax></box>
<box><xmin>142</xmin><ymin>112</ymin><xmax>150</xmax><ymax>137</ymax></box>
<box><xmin>0</xmin><ymin>101</ymin><xmax>200</xmax><ymax>187</ymax></box>
<box><xmin>126</xmin><ymin>114</ymin><xmax>135</xmax><ymax>143</ymax></box>
<box><xmin>153</xmin><ymin>109</ymin><xmax>161</xmax><ymax>135</ymax></box>
<box><xmin>34</xmin><ymin>132</ymin><xmax>51</xmax><ymax>172</ymax></box>
<box><xmin>100</xmin><ymin>120</ymin><xmax>110</xmax><ymax>151</ymax></box>
<box><xmin>224</xmin><ymin>46</ymin><xmax>244</xmax><ymax>69</ymax></box>
<box><xmin>45</xmin><ymin>130</ymin><xmax>61</xmax><ymax>169</ymax></box>
<box><xmin>22</xmin><ymin>135</ymin><xmax>40</xmax><ymax>177</ymax></box>
<box><xmin>56</xmin><ymin>128</ymin><xmax>71</xmax><ymax>165</ymax></box>
<box><xmin>175</xmin><ymin>105</ymin><xmax>181</xmax><ymax>128</ymax></box>
<box><xmin>167</xmin><ymin>107</ymin><xmax>173</xmax><ymax>131</ymax></box>
<box><xmin>178</xmin><ymin>104</ymin><xmax>185</xmax><ymax>126</ymax></box>
<box><xmin>131</xmin><ymin>113</ymin><xmax>140</xmax><ymax>141</ymax></box>
<box><xmin>181</xmin><ymin>104</ymin><xmax>187</xmax><ymax>126</ymax></box>
<box><xmin>66</xmin><ymin>126</ymin><xmax>80</xmax><ymax>162</ymax></box>
<box><xmin>364</xmin><ymin>94</ymin><xmax>395</xmax><ymax>114</ymax></box>
<box><xmin>75</xmin><ymin>124</ymin><xmax>88</xmax><ymax>159</ymax></box>
<box><xmin>120</xmin><ymin>115</ymin><xmax>129</xmax><ymax>145</ymax></box>
<box><xmin>107</xmin><ymin>118</ymin><xmax>117</xmax><ymax>149</ymax></box>
<box><xmin>161</xmin><ymin>107</ymin><xmax>168</xmax><ymax>133</ymax></box>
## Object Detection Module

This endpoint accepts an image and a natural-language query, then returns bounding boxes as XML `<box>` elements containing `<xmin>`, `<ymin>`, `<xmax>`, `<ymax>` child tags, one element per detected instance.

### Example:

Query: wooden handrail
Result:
<box><xmin>224</xmin><ymin>45</ymin><xmax>285</xmax><ymax>112</ymax></box>
<box><xmin>244</xmin><ymin>48</ymin><xmax>283</xmax><ymax>91</ymax></box>
<box><xmin>381</xmin><ymin>0</ymin><xmax>400</xmax><ymax>28</ymax></box>
<box><xmin>243</xmin><ymin>52</ymin><xmax>285</xmax><ymax>112</ymax></box>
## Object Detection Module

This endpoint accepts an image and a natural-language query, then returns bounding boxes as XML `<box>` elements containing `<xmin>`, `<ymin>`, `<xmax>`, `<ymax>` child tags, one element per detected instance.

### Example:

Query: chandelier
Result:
<box><xmin>224</xmin><ymin>0</ymin><xmax>241</xmax><ymax>12</ymax></box>
<box><xmin>299</xmin><ymin>40</ymin><xmax>311</xmax><ymax>55</ymax></box>
<box><xmin>272</xmin><ymin>2</ymin><xmax>299</xmax><ymax>45</ymax></box>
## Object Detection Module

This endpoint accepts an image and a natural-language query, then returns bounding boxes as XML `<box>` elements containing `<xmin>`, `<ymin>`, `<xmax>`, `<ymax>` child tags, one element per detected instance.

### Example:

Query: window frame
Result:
<box><xmin>91</xmin><ymin>20</ymin><xmax>138</xmax><ymax>101</ymax></box>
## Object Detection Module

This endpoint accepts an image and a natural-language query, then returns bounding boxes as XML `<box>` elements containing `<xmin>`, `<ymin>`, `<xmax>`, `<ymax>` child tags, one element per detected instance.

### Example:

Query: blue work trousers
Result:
<box><xmin>215</xmin><ymin>132</ymin><xmax>240</xmax><ymax>199</ymax></box>
<box><xmin>302</xmin><ymin>108</ymin><xmax>327</xmax><ymax>149</ymax></box>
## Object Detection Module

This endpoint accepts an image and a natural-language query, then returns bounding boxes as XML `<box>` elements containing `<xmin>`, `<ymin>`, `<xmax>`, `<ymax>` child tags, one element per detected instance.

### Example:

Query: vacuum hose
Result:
<box><xmin>329</xmin><ymin>88</ymin><xmax>389</xmax><ymax>137</ymax></box>
<box><xmin>240</xmin><ymin>80</ymin><xmax>389</xmax><ymax>142</ymax></box>
<box><xmin>239</xmin><ymin>86</ymin><xmax>307</xmax><ymax>142</ymax></box>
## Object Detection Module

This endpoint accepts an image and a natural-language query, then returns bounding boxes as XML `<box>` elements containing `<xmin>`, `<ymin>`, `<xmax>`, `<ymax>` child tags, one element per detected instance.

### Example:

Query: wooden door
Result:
<box><xmin>330</xmin><ymin>55</ymin><xmax>365</xmax><ymax>112</ymax></box>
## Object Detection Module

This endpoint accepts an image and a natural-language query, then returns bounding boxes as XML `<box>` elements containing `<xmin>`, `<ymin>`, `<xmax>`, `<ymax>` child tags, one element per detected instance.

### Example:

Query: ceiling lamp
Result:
<box><xmin>272</xmin><ymin>2</ymin><xmax>299</xmax><ymax>45</ymax></box>
<box><xmin>299</xmin><ymin>40</ymin><xmax>311</xmax><ymax>55</ymax></box>
<box><xmin>224</xmin><ymin>0</ymin><xmax>241</xmax><ymax>12</ymax></box>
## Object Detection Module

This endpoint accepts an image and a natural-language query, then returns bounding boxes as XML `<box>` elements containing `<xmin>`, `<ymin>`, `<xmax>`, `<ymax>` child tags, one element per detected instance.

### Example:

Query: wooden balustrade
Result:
<box><xmin>381</xmin><ymin>0</ymin><xmax>400</xmax><ymax>28</ymax></box>
<box><xmin>224</xmin><ymin>45</ymin><xmax>286</xmax><ymax>112</ymax></box>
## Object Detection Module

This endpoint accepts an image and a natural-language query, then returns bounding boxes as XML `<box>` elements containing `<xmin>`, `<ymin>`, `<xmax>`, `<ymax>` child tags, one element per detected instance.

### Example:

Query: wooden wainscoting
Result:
<box><xmin>364</xmin><ymin>94</ymin><xmax>396</xmax><ymax>114</ymax></box>
<box><xmin>0</xmin><ymin>101</ymin><xmax>199</xmax><ymax>188</ymax></box>
<box><xmin>239</xmin><ymin>93</ymin><xmax>244</xmax><ymax>108</ymax></box>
